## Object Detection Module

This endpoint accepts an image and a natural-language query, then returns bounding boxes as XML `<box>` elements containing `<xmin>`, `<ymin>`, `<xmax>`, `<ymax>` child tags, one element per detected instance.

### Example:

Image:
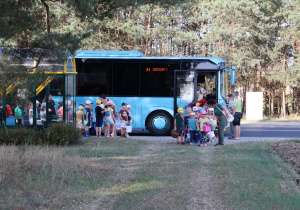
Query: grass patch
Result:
<box><xmin>210</xmin><ymin>142</ymin><xmax>300</xmax><ymax>209</ymax></box>
<box><xmin>0</xmin><ymin>137</ymin><xmax>299</xmax><ymax>209</ymax></box>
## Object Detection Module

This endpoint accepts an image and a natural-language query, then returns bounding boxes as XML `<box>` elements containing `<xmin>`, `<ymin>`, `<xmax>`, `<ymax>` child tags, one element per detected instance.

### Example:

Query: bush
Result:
<box><xmin>43</xmin><ymin>123</ymin><xmax>80</xmax><ymax>145</ymax></box>
<box><xmin>0</xmin><ymin>124</ymin><xmax>79</xmax><ymax>146</ymax></box>
<box><xmin>0</xmin><ymin>127</ymin><xmax>42</xmax><ymax>145</ymax></box>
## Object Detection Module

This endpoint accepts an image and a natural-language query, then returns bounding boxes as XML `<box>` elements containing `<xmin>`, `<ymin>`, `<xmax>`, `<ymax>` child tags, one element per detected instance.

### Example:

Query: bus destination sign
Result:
<box><xmin>146</xmin><ymin>67</ymin><xmax>168</xmax><ymax>72</ymax></box>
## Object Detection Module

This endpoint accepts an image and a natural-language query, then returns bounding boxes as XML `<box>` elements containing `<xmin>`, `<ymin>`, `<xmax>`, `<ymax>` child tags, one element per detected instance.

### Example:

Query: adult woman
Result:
<box><xmin>47</xmin><ymin>95</ymin><xmax>57</xmax><ymax>122</ymax></box>
<box><xmin>207</xmin><ymin>99</ymin><xmax>229</xmax><ymax>146</ymax></box>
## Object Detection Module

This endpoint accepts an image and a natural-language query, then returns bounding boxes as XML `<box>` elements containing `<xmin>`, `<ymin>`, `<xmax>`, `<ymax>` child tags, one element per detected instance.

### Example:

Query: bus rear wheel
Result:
<box><xmin>147</xmin><ymin>111</ymin><xmax>173</xmax><ymax>136</ymax></box>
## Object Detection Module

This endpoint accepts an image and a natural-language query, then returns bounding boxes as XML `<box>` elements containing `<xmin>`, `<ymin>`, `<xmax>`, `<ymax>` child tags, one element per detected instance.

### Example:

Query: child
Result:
<box><xmin>126</xmin><ymin>104</ymin><xmax>133</xmax><ymax>138</ymax></box>
<box><xmin>40</xmin><ymin>102</ymin><xmax>46</xmax><ymax>125</ymax></box>
<box><xmin>174</xmin><ymin>107</ymin><xmax>184</xmax><ymax>144</ymax></box>
<box><xmin>188</xmin><ymin>112</ymin><xmax>200</xmax><ymax>146</ymax></box>
<box><xmin>105</xmin><ymin>102</ymin><xmax>115</xmax><ymax>137</ymax></box>
<box><xmin>76</xmin><ymin>105</ymin><xmax>84</xmax><ymax>133</ymax></box>
<box><xmin>28</xmin><ymin>102</ymin><xmax>33</xmax><ymax>125</ymax></box>
<box><xmin>14</xmin><ymin>103</ymin><xmax>22</xmax><ymax>125</ymax></box>
<box><xmin>84</xmin><ymin>100</ymin><xmax>92</xmax><ymax>137</ymax></box>
<box><xmin>207</xmin><ymin>108</ymin><xmax>217</xmax><ymax>131</ymax></box>
<box><xmin>57</xmin><ymin>101</ymin><xmax>63</xmax><ymax>121</ymax></box>
<box><xmin>94</xmin><ymin>99</ymin><xmax>105</xmax><ymax>137</ymax></box>
<box><xmin>183</xmin><ymin>106</ymin><xmax>192</xmax><ymax>142</ymax></box>
<box><xmin>199</xmin><ymin>111</ymin><xmax>210</xmax><ymax>146</ymax></box>
<box><xmin>119</xmin><ymin>102</ymin><xmax>129</xmax><ymax>138</ymax></box>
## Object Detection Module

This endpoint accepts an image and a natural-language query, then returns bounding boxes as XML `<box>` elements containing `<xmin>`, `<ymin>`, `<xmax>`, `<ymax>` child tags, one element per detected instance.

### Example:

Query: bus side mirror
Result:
<box><xmin>231</xmin><ymin>67</ymin><xmax>236</xmax><ymax>86</ymax></box>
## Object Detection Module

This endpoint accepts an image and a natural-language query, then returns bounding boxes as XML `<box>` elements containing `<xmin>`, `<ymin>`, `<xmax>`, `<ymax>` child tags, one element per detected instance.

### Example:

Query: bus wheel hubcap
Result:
<box><xmin>152</xmin><ymin>116</ymin><xmax>167</xmax><ymax>131</ymax></box>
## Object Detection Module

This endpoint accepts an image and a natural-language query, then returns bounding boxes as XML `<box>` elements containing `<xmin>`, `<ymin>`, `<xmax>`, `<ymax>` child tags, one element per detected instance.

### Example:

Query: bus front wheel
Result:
<box><xmin>147</xmin><ymin>111</ymin><xmax>173</xmax><ymax>136</ymax></box>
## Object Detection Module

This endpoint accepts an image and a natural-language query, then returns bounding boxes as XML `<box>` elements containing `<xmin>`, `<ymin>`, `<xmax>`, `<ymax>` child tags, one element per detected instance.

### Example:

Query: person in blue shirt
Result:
<box><xmin>188</xmin><ymin>112</ymin><xmax>200</xmax><ymax>146</ymax></box>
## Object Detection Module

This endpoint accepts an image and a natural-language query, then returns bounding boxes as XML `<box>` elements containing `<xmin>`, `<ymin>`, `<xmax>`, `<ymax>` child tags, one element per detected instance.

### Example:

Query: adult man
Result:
<box><xmin>227</xmin><ymin>94</ymin><xmax>235</xmax><ymax>139</ymax></box>
<box><xmin>232</xmin><ymin>91</ymin><xmax>243</xmax><ymax>140</ymax></box>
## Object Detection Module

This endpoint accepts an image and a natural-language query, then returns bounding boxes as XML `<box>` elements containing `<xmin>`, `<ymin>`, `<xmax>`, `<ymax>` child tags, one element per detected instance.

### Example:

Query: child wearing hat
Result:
<box><xmin>125</xmin><ymin>104</ymin><xmax>133</xmax><ymax>137</ymax></box>
<box><xmin>188</xmin><ymin>112</ymin><xmax>200</xmax><ymax>146</ymax></box>
<box><xmin>83</xmin><ymin>100</ymin><xmax>92</xmax><ymax>137</ymax></box>
<box><xmin>76</xmin><ymin>105</ymin><xmax>84</xmax><ymax>132</ymax></box>
<box><xmin>199</xmin><ymin>111</ymin><xmax>210</xmax><ymax>146</ymax></box>
<box><xmin>174</xmin><ymin>107</ymin><xmax>185</xmax><ymax>144</ymax></box>
<box><xmin>94</xmin><ymin>99</ymin><xmax>105</xmax><ymax>137</ymax></box>
<box><xmin>119</xmin><ymin>102</ymin><xmax>129</xmax><ymax>138</ymax></box>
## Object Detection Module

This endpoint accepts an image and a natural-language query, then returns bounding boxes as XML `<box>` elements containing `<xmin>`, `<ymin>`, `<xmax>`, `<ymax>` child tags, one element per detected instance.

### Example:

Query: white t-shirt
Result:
<box><xmin>40</xmin><ymin>110</ymin><xmax>46</xmax><ymax>121</ymax></box>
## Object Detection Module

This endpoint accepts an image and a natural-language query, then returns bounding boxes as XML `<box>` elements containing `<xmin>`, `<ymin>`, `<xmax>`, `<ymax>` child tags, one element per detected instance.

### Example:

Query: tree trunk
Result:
<box><xmin>144</xmin><ymin>8</ymin><xmax>152</xmax><ymax>56</ymax></box>
<box><xmin>282</xmin><ymin>86</ymin><xmax>286</xmax><ymax>118</ymax></box>
<box><xmin>41</xmin><ymin>0</ymin><xmax>51</xmax><ymax>34</ymax></box>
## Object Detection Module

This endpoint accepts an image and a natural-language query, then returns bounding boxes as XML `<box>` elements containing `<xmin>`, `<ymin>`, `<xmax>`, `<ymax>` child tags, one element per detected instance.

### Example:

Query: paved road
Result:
<box><xmin>224</xmin><ymin>126</ymin><xmax>300</xmax><ymax>138</ymax></box>
<box><xmin>127</xmin><ymin>122</ymin><xmax>300</xmax><ymax>144</ymax></box>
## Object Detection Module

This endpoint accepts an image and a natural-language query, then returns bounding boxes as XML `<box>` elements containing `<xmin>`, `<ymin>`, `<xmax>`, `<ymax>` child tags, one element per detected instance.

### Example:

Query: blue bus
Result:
<box><xmin>74</xmin><ymin>50</ymin><xmax>235</xmax><ymax>135</ymax></box>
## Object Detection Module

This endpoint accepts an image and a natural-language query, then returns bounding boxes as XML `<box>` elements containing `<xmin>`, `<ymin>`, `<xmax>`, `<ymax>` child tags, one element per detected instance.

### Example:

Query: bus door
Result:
<box><xmin>174</xmin><ymin>70</ymin><xmax>197</xmax><ymax>114</ymax></box>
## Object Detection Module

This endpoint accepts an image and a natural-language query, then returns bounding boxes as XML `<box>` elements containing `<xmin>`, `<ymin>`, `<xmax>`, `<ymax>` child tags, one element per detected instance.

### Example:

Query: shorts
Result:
<box><xmin>96</xmin><ymin>118</ymin><xmax>103</xmax><ymax>127</ymax></box>
<box><xmin>15</xmin><ymin>119</ymin><xmax>22</xmax><ymax>125</ymax></box>
<box><xmin>233</xmin><ymin>112</ymin><xmax>243</xmax><ymax>126</ymax></box>
<box><xmin>121</xmin><ymin>120</ymin><xmax>127</xmax><ymax>128</ymax></box>
<box><xmin>175</xmin><ymin>127</ymin><xmax>184</xmax><ymax>134</ymax></box>
<box><xmin>105</xmin><ymin>117</ymin><xmax>114</xmax><ymax>125</ymax></box>
<box><xmin>76</xmin><ymin>121</ymin><xmax>83</xmax><ymax>129</ymax></box>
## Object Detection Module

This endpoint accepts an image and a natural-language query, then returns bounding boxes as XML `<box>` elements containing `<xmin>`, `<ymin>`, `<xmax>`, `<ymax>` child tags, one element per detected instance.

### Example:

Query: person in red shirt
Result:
<box><xmin>119</xmin><ymin>102</ymin><xmax>129</xmax><ymax>138</ymax></box>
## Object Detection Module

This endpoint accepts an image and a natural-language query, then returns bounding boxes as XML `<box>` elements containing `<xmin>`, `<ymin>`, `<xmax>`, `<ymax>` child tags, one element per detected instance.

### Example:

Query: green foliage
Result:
<box><xmin>0</xmin><ymin>124</ymin><xmax>79</xmax><ymax>146</ymax></box>
<box><xmin>43</xmin><ymin>123</ymin><xmax>79</xmax><ymax>145</ymax></box>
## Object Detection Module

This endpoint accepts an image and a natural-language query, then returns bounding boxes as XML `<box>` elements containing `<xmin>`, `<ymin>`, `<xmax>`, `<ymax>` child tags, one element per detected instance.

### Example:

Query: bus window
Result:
<box><xmin>77</xmin><ymin>63</ymin><xmax>112</xmax><ymax>96</ymax></box>
<box><xmin>113</xmin><ymin>63</ymin><xmax>139</xmax><ymax>96</ymax></box>
<box><xmin>140</xmin><ymin>63</ymin><xmax>178</xmax><ymax>97</ymax></box>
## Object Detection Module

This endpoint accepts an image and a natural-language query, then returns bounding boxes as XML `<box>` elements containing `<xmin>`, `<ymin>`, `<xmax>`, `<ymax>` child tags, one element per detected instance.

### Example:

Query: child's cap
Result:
<box><xmin>208</xmin><ymin>108</ymin><xmax>214</xmax><ymax>112</ymax></box>
<box><xmin>192</xmin><ymin>107</ymin><xmax>198</xmax><ymax>112</ymax></box>
<box><xmin>107</xmin><ymin>101</ymin><xmax>113</xmax><ymax>106</ymax></box>
<box><xmin>79</xmin><ymin>105</ymin><xmax>84</xmax><ymax>110</ymax></box>
<box><xmin>42</xmin><ymin>102</ymin><xmax>46</xmax><ymax>107</ymax></box>
<box><xmin>85</xmin><ymin>100</ymin><xmax>92</xmax><ymax>105</ymax></box>
<box><xmin>200</xmin><ymin>88</ymin><xmax>206</xmax><ymax>94</ymax></box>
<box><xmin>100</xmin><ymin>104</ymin><xmax>105</xmax><ymax>109</ymax></box>
<box><xmin>96</xmin><ymin>99</ymin><xmax>101</xmax><ymax>105</ymax></box>
<box><xmin>127</xmin><ymin>104</ymin><xmax>131</xmax><ymax>109</ymax></box>
<box><xmin>201</xmin><ymin>111</ymin><xmax>207</xmax><ymax>115</ymax></box>
<box><xmin>36</xmin><ymin>100</ymin><xmax>40</xmax><ymax>105</ymax></box>
<box><xmin>191</xmin><ymin>112</ymin><xmax>196</xmax><ymax>116</ymax></box>
<box><xmin>122</xmin><ymin>102</ymin><xmax>127</xmax><ymax>106</ymax></box>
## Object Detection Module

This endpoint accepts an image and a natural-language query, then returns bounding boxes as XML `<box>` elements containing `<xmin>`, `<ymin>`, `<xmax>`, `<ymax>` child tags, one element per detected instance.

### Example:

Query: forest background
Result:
<box><xmin>0</xmin><ymin>0</ymin><xmax>299</xmax><ymax>118</ymax></box>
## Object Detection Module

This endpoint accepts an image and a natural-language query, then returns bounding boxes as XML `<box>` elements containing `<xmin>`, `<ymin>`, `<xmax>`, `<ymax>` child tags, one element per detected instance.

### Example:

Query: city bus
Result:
<box><xmin>74</xmin><ymin>50</ymin><xmax>235</xmax><ymax>135</ymax></box>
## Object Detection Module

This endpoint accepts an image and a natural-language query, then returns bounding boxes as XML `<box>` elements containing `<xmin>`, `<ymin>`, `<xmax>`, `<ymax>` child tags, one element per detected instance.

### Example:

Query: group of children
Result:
<box><xmin>76</xmin><ymin>99</ymin><xmax>133</xmax><ymax>138</ymax></box>
<box><xmin>174</xmin><ymin>102</ymin><xmax>218</xmax><ymax>146</ymax></box>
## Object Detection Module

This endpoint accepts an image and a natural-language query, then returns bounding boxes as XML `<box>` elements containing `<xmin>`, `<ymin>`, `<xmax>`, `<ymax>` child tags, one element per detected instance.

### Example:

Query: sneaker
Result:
<box><xmin>214</xmin><ymin>143</ymin><xmax>224</xmax><ymax>146</ymax></box>
<box><xmin>228</xmin><ymin>136</ymin><xmax>235</xmax><ymax>140</ymax></box>
<box><xmin>111</xmin><ymin>133</ymin><xmax>115</xmax><ymax>137</ymax></box>
<box><xmin>235</xmin><ymin>138</ymin><xmax>240</xmax><ymax>140</ymax></box>
<box><xmin>107</xmin><ymin>134</ymin><xmax>110</xmax><ymax>137</ymax></box>
<box><xmin>198</xmin><ymin>144</ymin><xmax>201</xmax><ymax>147</ymax></box>
<box><xmin>204</xmin><ymin>144</ymin><xmax>207</xmax><ymax>147</ymax></box>
<box><xmin>126</xmin><ymin>134</ymin><xmax>130</xmax><ymax>138</ymax></box>
<box><xmin>181</xmin><ymin>142</ymin><xmax>185</xmax><ymax>145</ymax></box>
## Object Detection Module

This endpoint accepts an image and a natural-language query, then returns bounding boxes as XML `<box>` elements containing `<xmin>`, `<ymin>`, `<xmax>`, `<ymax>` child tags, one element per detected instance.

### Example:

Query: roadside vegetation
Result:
<box><xmin>0</xmin><ymin>138</ymin><xmax>299</xmax><ymax>209</ymax></box>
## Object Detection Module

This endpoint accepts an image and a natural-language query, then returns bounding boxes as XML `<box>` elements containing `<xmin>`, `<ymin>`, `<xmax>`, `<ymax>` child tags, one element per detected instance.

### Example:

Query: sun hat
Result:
<box><xmin>85</xmin><ymin>100</ymin><xmax>92</xmax><ymax>105</ymax></box>
<box><xmin>96</xmin><ymin>99</ymin><xmax>101</xmax><ymax>105</ymax></box>
<box><xmin>127</xmin><ymin>104</ymin><xmax>131</xmax><ymax>109</ymax></box>
<box><xmin>79</xmin><ymin>105</ymin><xmax>84</xmax><ymax>110</ymax></box>
<box><xmin>193</xmin><ymin>107</ymin><xmax>198</xmax><ymax>112</ymax></box>
<box><xmin>201</xmin><ymin>111</ymin><xmax>207</xmax><ymax>115</ymax></box>
<box><xmin>42</xmin><ymin>102</ymin><xmax>46</xmax><ymax>107</ymax></box>
<box><xmin>191</xmin><ymin>112</ymin><xmax>196</xmax><ymax>116</ymax></box>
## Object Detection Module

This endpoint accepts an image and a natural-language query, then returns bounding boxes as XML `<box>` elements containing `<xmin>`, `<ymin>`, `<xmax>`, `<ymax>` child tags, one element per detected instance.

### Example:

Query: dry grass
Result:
<box><xmin>1</xmin><ymin>138</ymin><xmax>300</xmax><ymax>209</ymax></box>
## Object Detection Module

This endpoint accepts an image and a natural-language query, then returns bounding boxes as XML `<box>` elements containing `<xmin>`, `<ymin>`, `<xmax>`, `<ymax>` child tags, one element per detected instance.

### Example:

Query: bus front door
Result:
<box><xmin>174</xmin><ymin>70</ymin><xmax>196</xmax><ymax>114</ymax></box>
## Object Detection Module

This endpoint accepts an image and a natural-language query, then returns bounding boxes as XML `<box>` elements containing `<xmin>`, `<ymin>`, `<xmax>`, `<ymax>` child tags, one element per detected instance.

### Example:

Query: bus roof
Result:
<box><xmin>75</xmin><ymin>51</ymin><xmax>226</xmax><ymax>66</ymax></box>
